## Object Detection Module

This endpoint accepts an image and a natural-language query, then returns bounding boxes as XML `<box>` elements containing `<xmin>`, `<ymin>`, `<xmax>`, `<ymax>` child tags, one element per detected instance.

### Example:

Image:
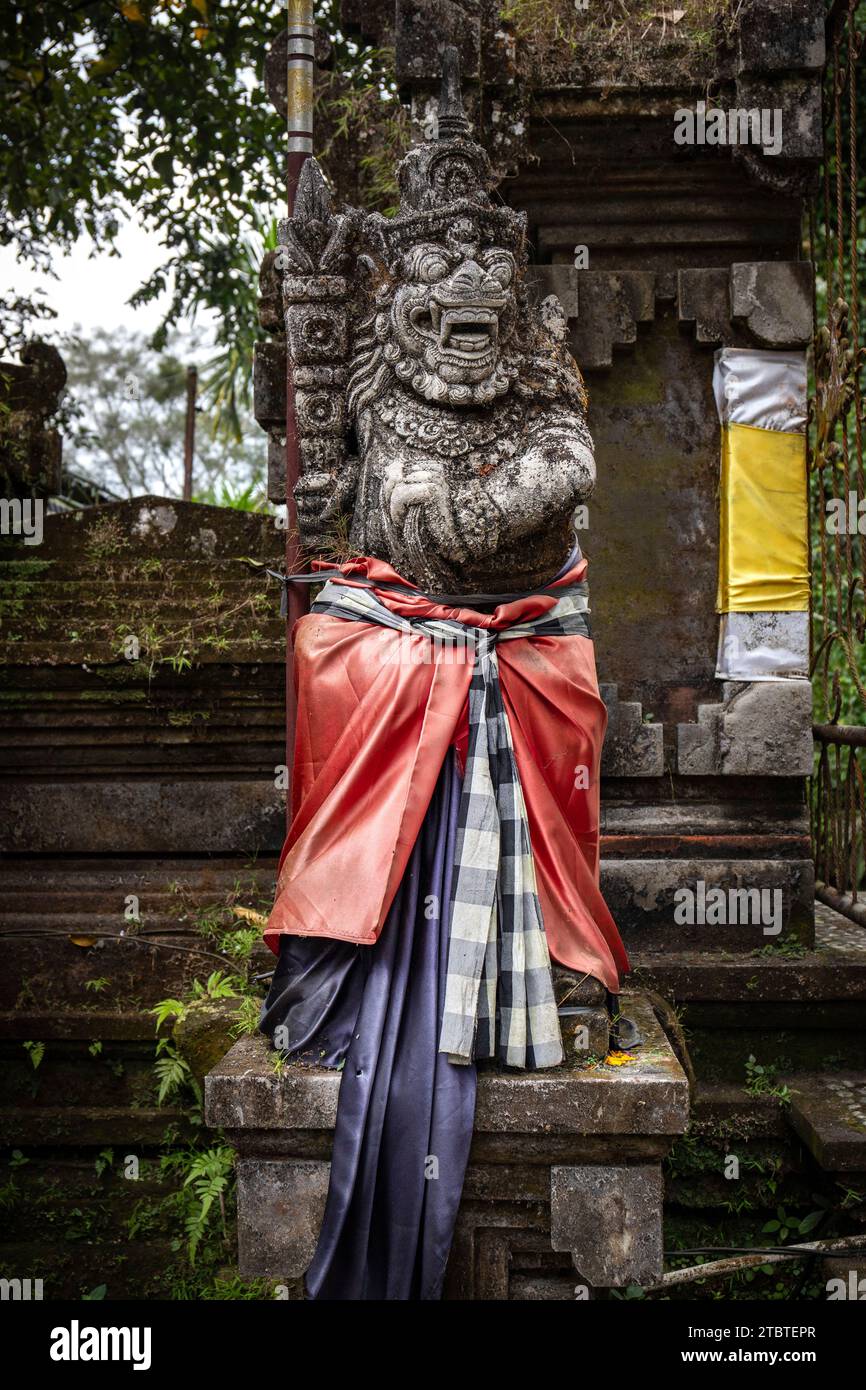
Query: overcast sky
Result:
<box><xmin>0</xmin><ymin>213</ymin><xmax>211</xmax><ymax>341</ymax></box>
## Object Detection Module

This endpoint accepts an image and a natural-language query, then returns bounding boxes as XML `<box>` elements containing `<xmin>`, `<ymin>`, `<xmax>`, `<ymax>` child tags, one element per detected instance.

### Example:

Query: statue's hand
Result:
<box><xmin>294</xmin><ymin>470</ymin><xmax>333</xmax><ymax>531</ymax></box>
<box><xmin>294</xmin><ymin>459</ymin><xmax>359</xmax><ymax>541</ymax></box>
<box><xmin>382</xmin><ymin>456</ymin><xmax>446</xmax><ymax>530</ymax></box>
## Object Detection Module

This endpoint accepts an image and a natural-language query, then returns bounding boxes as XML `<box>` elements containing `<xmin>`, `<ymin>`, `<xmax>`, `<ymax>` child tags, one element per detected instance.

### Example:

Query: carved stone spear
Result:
<box><xmin>283</xmin><ymin>0</ymin><xmax>315</xmax><ymax>813</ymax></box>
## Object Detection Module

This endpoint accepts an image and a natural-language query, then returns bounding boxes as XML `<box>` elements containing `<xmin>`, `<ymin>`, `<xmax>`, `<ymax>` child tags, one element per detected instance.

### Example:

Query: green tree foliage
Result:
<box><xmin>0</xmin><ymin>1</ymin><xmax>405</xmax><ymax>351</ymax></box>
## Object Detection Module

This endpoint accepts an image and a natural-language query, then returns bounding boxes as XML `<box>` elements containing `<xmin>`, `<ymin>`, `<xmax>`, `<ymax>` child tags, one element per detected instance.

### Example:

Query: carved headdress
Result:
<box><xmin>369</xmin><ymin>47</ymin><xmax>527</xmax><ymax>269</ymax></box>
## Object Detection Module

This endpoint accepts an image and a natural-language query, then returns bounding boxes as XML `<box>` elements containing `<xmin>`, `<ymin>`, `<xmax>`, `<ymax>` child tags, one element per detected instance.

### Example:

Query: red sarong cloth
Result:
<box><xmin>265</xmin><ymin>554</ymin><xmax>630</xmax><ymax>994</ymax></box>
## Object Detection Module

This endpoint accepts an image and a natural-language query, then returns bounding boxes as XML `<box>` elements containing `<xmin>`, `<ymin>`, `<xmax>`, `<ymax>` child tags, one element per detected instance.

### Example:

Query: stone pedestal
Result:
<box><xmin>205</xmin><ymin>992</ymin><xmax>689</xmax><ymax>1298</ymax></box>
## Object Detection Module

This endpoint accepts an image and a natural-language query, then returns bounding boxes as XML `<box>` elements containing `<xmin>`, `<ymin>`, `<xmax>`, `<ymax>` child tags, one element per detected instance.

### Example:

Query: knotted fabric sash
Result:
<box><xmin>311</xmin><ymin>577</ymin><xmax>592</xmax><ymax>1069</ymax></box>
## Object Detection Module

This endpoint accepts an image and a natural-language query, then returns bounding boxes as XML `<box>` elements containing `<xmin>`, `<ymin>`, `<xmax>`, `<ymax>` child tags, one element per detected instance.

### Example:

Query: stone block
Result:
<box><xmin>550</xmin><ymin>1163</ymin><xmax>663</xmax><ymax>1287</ymax></box>
<box><xmin>677</xmin><ymin>679</ymin><xmax>813</xmax><ymax>777</ymax></box>
<box><xmin>730</xmin><ymin>261</ymin><xmax>813</xmax><ymax>347</ymax></box>
<box><xmin>600</xmin><ymin>795</ymin><xmax>811</xmax><ymax>858</ymax></box>
<box><xmin>553</xmin><ymin>966</ymin><xmax>606</xmax><ymax>1007</ymax></box>
<box><xmin>570</xmin><ymin>272</ymin><xmax>657</xmax><ymax>370</ymax></box>
<box><xmin>678</xmin><ymin>267</ymin><xmax>736</xmax><ymax>346</ymax></box>
<box><xmin>602</xmin><ymin>857</ymin><xmax>815</xmax><ymax>951</ymax></box>
<box><xmin>395</xmin><ymin>0</ymin><xmax>481</xmax><ymax>89</ymax></box>
<box><xmin>285</xmin><ymin>302</ymin><xmax>349</xmax><ymax>364</ymax></box>
<box><xmin>0</xmin><ymin>341</ymin><xmax>67</xmax><ymax>498</ymax></box>
<box><xmin>207</xmin><ymin>994</ymin><xmax>689</xmax><ymax>1142</ymax></box>
<box><xmin>294</xmin><ymin>387</ymin><xmax>346</xmax><ymax>437</ymax></box>
<box><xmin>267</xmin><ymin>428</ymin><xmax>287</xmax><ymax>503</ymax></box>
<box><xmin>599</xmin><ymin>683</ymin><xmax>664</xmax><ymax>778</ymax></box>
<box><xmin>557</xmin><ymin>1006</ymin><xmax>609</xmax><ymax>1063</ymax></box>
<box><xmin>236</xmin><ymin>1158</ymin><xmax>330</xmax><ymax>1279</ymax></box>
<box><xmin>257</xmin><ymin>250</ymin><xmax>283</xmax><ymax>333</ymax></box>
<box><xmin>205</xmin><ymin>1039</ymin><xmax>340</xmax><ymax>1133</ymax></box>
<box><xmin>734</xmin><ymin>77</ymin><xmax>823</xmax><ymax>164</ymax></box>
<box><xmin>253</xmin><ymin>339</ymin><xmax>286</xmax><ymax>429</ymax></box>
<box><xmin>527</xmin><ymin>265</ymin><xmax>579</xmax><ymax>321</ymax></box>
<box><xmin>787</xmin><ymin>1073</ymin><xmax>866</xmax><ymax>1172</ymax></box>
<box><xmin>677</xmin><ymin>263</ymin><xmax>814</xmax><ymax>348</ymax></box>
<box><xmin>737</xmin><ymin>0</ymin><xmax>826</xmax><ymax>76</ymax></box>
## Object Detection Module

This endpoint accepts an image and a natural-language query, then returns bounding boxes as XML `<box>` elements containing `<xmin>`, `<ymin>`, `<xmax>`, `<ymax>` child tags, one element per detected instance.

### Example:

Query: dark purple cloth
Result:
<box><xmin>259</xmin><ymin>750</ymin><xmax>476</xmax><ymax>1300</ymax></box>
<box><xmin>259</xmin><ymin>933</ymin><xmax>367</xmax><ymax>1068</ymax></box>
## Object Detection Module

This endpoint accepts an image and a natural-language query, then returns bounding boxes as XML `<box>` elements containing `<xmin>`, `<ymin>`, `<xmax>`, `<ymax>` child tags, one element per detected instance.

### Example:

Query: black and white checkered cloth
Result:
<box><xmin>310</xmin><ymin>577</ymin><xmax>592</xmax><ymax>1070</ymax></box>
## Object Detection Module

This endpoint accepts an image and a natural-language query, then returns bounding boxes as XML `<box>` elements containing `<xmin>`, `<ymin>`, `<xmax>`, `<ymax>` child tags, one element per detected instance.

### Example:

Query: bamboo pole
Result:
<box><xmin>648</xmin><ymin>1233</ymin><xmax>866</xmax><ymax>1293</ymax></box>
<box><xmin>283</xmin><ymin>0</ymin><xmax>315</xmax><ymax>819</ymax></box>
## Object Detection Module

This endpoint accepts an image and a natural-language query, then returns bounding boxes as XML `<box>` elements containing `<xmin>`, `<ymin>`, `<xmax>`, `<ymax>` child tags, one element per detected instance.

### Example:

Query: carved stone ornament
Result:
<box><xmin>278</xmin><ymin>47</ymin><xmax>595</xmax><ymax>594</ymax></box>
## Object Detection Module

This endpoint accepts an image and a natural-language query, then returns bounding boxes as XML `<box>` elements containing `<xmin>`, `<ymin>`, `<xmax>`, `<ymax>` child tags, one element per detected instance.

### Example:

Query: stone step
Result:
<box><xmin>0</xmin><ymin>1104</ymin><xmax>195</xmax><ymax>1146</ymax></box>
<box><xmin>689</xmin><ymin>1081</ymin><xmax>791</xmax><ymax>1140</ymax></box>
<box><xmin>0</xmin><ymin>854</ymin><xmax>279</xmax><ymax>893</ymax></box>
<box><xmin>4</xmin><ymin>699</ymin><xmax>284</xmax><ymax>722</ymax></box>
<box><xmin>0</xmin><ymin>550</ymin><xmax>283</xmax><ymax>577</ymax></box>
<box><xmin>0</xmin><ymin>930</ymin><xmax>273</xmax><ymax>1013</ymax></box>
<box><xmin>0</xmin><ymin>572</ymin><xmax>280</xmax><ymax>593</ymax></box>
<box><xmin>0</xmin><ymin>1239</ymin><xmax>180</xmax><ymax>1300</ymax></box>
<box><xmin>0</xmin><ymin>855</ymin><xmax>276</xmax><ymax>1011</ymax></box>
<box><xmin>0</xmin><ymin>557</ymin><xmax>281</xmax><ymax>578</ymax></box>
<box><xmin>0</xmin><ymin>778</ymin><xmax>285</xmax><ymax>854</ymax></box>
<box><xmin>1</xmin><ymin>1164</ymin><xmax>173</xmax><ymax>1244</ymax></box>
<box><xmin>631</xmin><ymin>903</ymin><xmax>866</xmax><ymax>1002</ymax></box>
<box><xmin>0</xmin><ymin>586</ymin><xmax>281</xmax><ymax>612</ymax></box>
<box><xmin>0</xmin><ymin>639</ymin><xmax>284</xmax><ymax>665</ymax></box>
<box><xmin>0</xmin><ymin>601</ymin><xmax>283</xmax><ymax>629</ymax></box>
<box><xmin>787</xmin><ymin>1071</ymin><xmax>866</xmax><ymax>1172</ymax></box>
<box><xmin>0</xmin><ymin>1038</ymin><xmax>161</xmax><ymax>1110</ymax></box>
<box><xmin>2</xmin><ymin>741</ymin><xmax>284</xmax><ymax>770</ymax></box>
<box><xmin>689</xmin><ymin>1022</ymin><xmax>866</xmax><ymax>1085</ymax></box>
<box><xmin>0</xmin><ymin>495</ymin><xmax>284</xmax><ymax>562</ymax></box>
<box><xmin>0</xmin><ymin>664</ymin><xmax>282</xmax><ymax>688</ymax></box>
<box><xmin>0</xmin><ymin>1010</ymin><xmax>173</xmax><ymax>1042</ymax></box>
<box><xmin>0</xmin><ymin>629</ymin><xmax>285</xmax><ymax>656</ymax></box>
<box><xmin>1</xmin><ymin>909</ymin><xmax>264</xmax><ymax>934</ymax></box>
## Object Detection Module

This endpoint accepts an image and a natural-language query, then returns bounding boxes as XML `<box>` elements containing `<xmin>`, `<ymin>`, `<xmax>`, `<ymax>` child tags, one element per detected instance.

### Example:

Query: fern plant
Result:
<box><xmin>161</xmin><ymin>1145</ymin><xmax>234</xmax><ymax>1264</ymax></box>
<box><xmin>153</xmin><ymin>1038</ymin><xmax>201</xmax><ymax>1108</ymax></box>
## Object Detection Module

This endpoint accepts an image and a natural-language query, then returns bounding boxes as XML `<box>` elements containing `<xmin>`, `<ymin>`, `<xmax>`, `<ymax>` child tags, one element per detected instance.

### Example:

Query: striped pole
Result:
<box><xmin>283</xmin><ymin>1</ymin><xmax>315</xmax><ymax>820</ymax></box>
<box><xmin>286</xmin><ymin>0</ymin><xmax>315</xmax><ymax>204</ymax></box>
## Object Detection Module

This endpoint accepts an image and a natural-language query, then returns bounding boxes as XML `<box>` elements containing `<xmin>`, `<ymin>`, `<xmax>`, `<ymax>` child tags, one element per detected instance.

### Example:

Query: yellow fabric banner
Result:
<box><xmin>716</xmin><ymin>422</ymin><xmax>809</xmax><ymax>612</ymax></box>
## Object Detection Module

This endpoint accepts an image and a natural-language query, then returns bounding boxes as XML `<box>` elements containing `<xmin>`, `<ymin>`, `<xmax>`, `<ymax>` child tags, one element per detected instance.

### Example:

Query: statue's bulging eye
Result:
<box><xmin>416</xmin><ymin>251</ymin><xmax>450</xmax><ymax>283</ymax></box>
<box><xmin>482</xmin><ymin>253</ymin><xmax>514</xmax><ymax>288</ymax></box>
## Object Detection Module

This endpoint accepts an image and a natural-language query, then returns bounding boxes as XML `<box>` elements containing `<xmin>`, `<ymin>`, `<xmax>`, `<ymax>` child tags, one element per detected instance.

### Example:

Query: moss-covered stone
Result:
<box><xmin>173</xmin><ymin>997</ymin><xmax>247</xmax><ymax>1089</ymax></box>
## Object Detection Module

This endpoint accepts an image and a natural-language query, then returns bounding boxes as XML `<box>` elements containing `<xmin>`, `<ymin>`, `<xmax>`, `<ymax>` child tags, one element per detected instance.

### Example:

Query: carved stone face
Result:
<box><xmin>384</xmin><ymin>216</ymin><xmax>518</xmax><ymax>406</ymax></box>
